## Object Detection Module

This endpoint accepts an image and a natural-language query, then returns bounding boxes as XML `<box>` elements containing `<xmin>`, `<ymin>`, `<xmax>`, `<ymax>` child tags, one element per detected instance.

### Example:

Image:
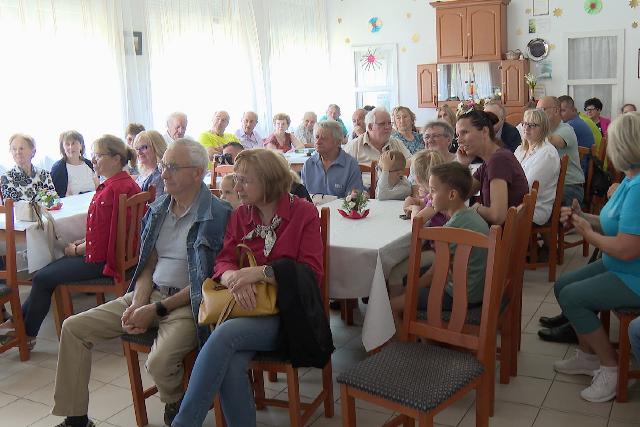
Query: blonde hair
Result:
<box><xmin>272</xmin><ymin>113</ymin><xmax>291</xmax><ymax>126</ymax></box>
<box><xmin>387</xmin><ymin>150</ymin><xmax>407</xmax><ymax>171</ymax></box>
<box><xmin>412</xmin><ymin>149</ymin><xmax>446</xmax><ymax>185</ymax></box>
<box><xmin>436</xmin><ymin>105</ymin><xmax>456</xmax><ymax>128</ymax></box>
<box><xmin>220</xmin><ymin>174</ymin><xmax>235</xmax><ymax>188</ymax></box>
<box><xmin>9</xmin><ymin>133</ymin><xmax>35</xmax><ymax>150</ymax></box>
<box><xmin>607</xmin><ymin>111</ymin><xmax>640</xmax><ymax>172</ymax></box>
<box><xmin>521</xmin><ymin>109</ymin><xmax>550</xmax><ymax>151</ymax></box>
<box><xmin>392</xmin><ymin>106</ymin><xmax>416</xmax><ymax>130</ymax></box>
<box><xmin>233</xmin><ymin>149</ymin><xmax>292</xmax><ymax>203</ymax></box>
<box><xmin>93</xmin><ymin>135</ymin><xmax>137</xmax><ymax>169</ymax></box>
<box><xmin>135</xmin><ymin>130</ymin><xmax>167</xmax><ymax>164</ymax></box>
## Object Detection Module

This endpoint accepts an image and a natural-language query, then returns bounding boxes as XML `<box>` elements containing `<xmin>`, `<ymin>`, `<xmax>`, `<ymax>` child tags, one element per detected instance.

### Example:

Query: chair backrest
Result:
<box><xmin>359</xmin><ymin>160</ymin><xmax>378</xmax><ymax>199</ymax></box>
<box><xmin>549</xmin><ymin>155</ymin><xmax>569</xmax><ymax>230</ymax></box>
<box><xmin>210</xmin><ymin>163</ymin><xmax>234</xmax><ymax>189</ymax></box>
<box><xmin>578</xmin><ymin>146</ymin><xmax>593</xmax><ymax>207</ymax></box>
<box><xmin>0</xmin><ymin>199</ymin><xmax>17</xmax><ymax>288</ymax></box>
<box><xmin>400</xmin><ymin>219</ymin><xmax>506</xmax><ymax>368</ymax></box>
<box><xmin>319</xmin><ymin>207</ymin><xmax>330</xmax><ymax>316</ymax></box>
<box><xmin>116</xmin><ymin>191</ymin><xmax>153</xmax><ymax>283</ymax></box>
<box><xmin>209</xmin><ymin>188</ymin><xmax>222</xmax><ymax>197</ymax></box>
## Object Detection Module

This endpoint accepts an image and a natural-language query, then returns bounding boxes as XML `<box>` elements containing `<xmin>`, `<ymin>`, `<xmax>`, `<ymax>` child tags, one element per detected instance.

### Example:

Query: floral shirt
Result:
<box><xmin>392</xmin><ymin>130</ymin><xmax>424</xmax><ymax>155</ymax></box>
<box><xmin>1</xmin><ymin>164</ymin><xmax>55</xmax><ymax>201</ymax></box>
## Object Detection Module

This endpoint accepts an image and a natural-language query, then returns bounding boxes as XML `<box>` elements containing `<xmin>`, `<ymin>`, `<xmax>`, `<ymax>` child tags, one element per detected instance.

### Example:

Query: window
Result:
<box><xmin>353</xmin><ymin>44</ymin><xmax>398</xmax><ymax>111</ymax></box>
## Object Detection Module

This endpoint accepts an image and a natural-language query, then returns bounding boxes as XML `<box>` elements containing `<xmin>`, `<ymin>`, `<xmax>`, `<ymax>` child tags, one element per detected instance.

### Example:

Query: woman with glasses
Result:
<box><xmin>51</xmin><ymin>130</ymin><xmax>98</xmax><ymax>197</ymax></box>
<box><xmin>0</xmin><ymin>133</ymin><xmax>55</xmax><ymax>201</ymax></box>
<box><xmin>0</xmin><ymin>135</ymin><xmax>139</xmax><ymax>349</ymax></box>
<box><xmin>584</xmin><ymin>97</ymin><xmax>610</xmax><ymax>136</ymax></box>
<box><xmin>173</xmin><ymin>149</ymin><xmax>324</xmax><ymax>427</ymax></box>
<box><xmin>514</xmin><ymin>109</ymin><xmax>560</xmax><ymax>225</ymax></box>
<box><xmin>391</xmin><ymin>106</ymin><xmax>424</xmax><ymax>154</ymax></box>
<box><xmin>422</xmin><ymin>120</ymin><xmax>457</xmax><ymax>162</ymax></box>
<box><xmin>133</xmin><ymin>130</ymin><xmax>167</xmax><ymax>197</ymax></box>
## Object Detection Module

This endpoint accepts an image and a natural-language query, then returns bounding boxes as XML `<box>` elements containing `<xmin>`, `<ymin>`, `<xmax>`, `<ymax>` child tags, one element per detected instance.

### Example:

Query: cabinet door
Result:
<box><xmin>501</xmin><ymin>60</ymin><xmax>529</xmax><ymax>106</ymax></box>
<box><xmin>417</xmin><ymin>64</ymin><xmax>438</xmax><ymax>108</ymax></box>
<box><xmin>467</xmin><ymin>4</ymin><xmax>502</xmax><ymax>61</ymax></box>
<box><xmin>436</xmin><ymin>7</ymin><xmax>467</xmax><ymax>63</ymax></box>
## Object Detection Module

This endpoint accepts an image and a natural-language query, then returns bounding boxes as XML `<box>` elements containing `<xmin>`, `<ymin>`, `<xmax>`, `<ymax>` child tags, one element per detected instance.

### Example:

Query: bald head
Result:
<box><xmin>212</xmin><ymin>111</ymin><xmax>231</xmax><ymax>135</ymax></box>
<box><xmin>536</xmin><ymin>96</ymin><xmax>561</xmax><ymax>124</ymax></box>
<box><xmin>241</xmin><ymin>111</ymin><xmax>258</xmax><ymax>135</ymax></box>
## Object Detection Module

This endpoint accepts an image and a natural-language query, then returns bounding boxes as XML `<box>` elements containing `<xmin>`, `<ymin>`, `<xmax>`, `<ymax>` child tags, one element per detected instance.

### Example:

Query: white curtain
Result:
<box><xmin>0</xmin><ymin>0</ymin><xmax>130</xmax><ymax>169</ymax></box>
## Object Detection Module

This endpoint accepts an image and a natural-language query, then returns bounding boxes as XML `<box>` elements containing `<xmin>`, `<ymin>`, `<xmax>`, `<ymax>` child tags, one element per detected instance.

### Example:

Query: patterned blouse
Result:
<box><xmin>0</xmin><ymin>164</ymin><xmax>56</xmax><ymax>201</ymax></box>
<box><xmin>392</xmin><ymin>130</ymin><xmax>424</xmax><ymax>155</ymax></box>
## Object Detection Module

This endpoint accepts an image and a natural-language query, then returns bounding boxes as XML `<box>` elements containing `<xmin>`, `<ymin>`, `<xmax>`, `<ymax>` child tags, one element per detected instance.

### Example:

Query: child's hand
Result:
<box><xmin>379</xmin><ymin>151</ymin><xmax>394</xmax><ymax>171</ymax></box>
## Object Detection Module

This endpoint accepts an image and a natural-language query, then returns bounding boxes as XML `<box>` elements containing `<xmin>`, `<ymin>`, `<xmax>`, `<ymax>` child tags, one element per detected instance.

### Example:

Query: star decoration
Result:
<box><xmin>549</xmin><ymin>43</ymin><xmax>556</xmax><ymax>50</ymax></box>
<box><xmin>411</xmin><ymin>33</ymin><xmax>420</xmax><ymax>43</ymax></box>
<box><xmin>631</xmin><ymin>0</ymin><xmax>639</xmax><ymax>8</ymax></box>
<box><xmin>633</xmin><ymin>21</ymin><xmax>639</xmax><ymax>28</ymax></box>
<box><xmin>344</xmin><ymin>37</ymin><xmax>351</xmax><ymax>44</ymax></box>
<box><xmin>516</xmin><ymin>28</ymin><xmax>523</xmax><ymax>36</ymax></box>
<box><xmin>553</xmin><ymin>8</ymin><xmax>563</xmax><ymax>17</ymax></box>
<box><xmin>337</xmin><ymin>17</ymin><xmax>342</xmax><ymax>24</ymax></box>
<box><xmin>406</xmin><ymin>12</ymin><xmax>412</xmax><ymax>19</ymax></box>
<box><xmin>401</xmin><ymin>46</ymin><xmax>407</xmax><ymax>53</ymax></box>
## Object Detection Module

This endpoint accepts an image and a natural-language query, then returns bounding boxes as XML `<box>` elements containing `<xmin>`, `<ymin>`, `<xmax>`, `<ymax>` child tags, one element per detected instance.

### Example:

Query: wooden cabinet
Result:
<box><xmin>500</xmin><ymin>60</ymin><xmax>529</xmax><ymax>107</ymax></box>
<box><xmin>431</xmin><ymin>0</ymin><xmax>509</xmax><ymax>63</ymax></box>
<box><xmin>417</xmin><ymin>64</ymin><xmax>438</xmax><ymax>108</ymax></box>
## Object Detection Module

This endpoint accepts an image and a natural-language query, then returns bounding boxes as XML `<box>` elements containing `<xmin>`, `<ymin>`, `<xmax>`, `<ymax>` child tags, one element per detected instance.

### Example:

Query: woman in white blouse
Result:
<box><xmin>514</xmin><ymin>108</ymin><xmax>560</xmax><ymax>225</ymax></box>
<box><xmin>133</xmin><ymin>130</ymin><xmax>167</xmax><ymax>197</ymax></box>
<box><xmin>51</xmin><ymin>131</ymin><xmax>99</xmax><ymax>197</ymax></box>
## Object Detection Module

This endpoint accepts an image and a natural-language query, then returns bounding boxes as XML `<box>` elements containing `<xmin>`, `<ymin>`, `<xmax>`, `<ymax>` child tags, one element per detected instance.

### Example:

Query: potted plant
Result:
<box><xmin>338</xmin><ymin>189</ymin><xmax>370</xmax><ymax>219</ymax></box>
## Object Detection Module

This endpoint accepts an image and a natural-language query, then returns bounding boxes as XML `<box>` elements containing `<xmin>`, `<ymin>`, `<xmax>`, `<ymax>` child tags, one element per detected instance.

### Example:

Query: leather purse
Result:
<box><xmin>198</xmin><ymin>243</ymin><xmax>278</xmax><ymax>327</ymax></box>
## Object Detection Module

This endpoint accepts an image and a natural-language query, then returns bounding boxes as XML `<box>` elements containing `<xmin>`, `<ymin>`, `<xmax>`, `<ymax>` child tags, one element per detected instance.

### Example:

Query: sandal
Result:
<box><xmin>0</xmin><ymin>331</ymin><xmax>36</xmax><ymax>350</ymax></box>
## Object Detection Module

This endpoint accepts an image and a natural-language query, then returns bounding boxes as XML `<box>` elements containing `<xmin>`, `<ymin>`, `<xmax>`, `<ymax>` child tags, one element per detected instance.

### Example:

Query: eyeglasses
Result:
<box><xmin>584</xmin><ymin>107</ymin><xmax>598</xmax><ymax>112</ymax></box>
<box><xmin>424</xmin><ymin>133</ymin><xmax>445</xmax><ymax>140</ymax></box>
<box><xmin>522</xmin><ymin>122</ymin><xmax>540</xmax><ymax>129</ymax></box>
<box><xmin>93</xmin><ymin>152</ymin><xmax>113</xmax><ymax>161</ymax></box>
<box><xmin>232</xmin><ymin>174</ymin><xmax>254</xmax><ymax>186</ymax></box>
<box><xmin>157</xmin><ymin>162</ymin><xmax>198</xmax><ymax>174</ymax></box>
<box><xmin>374</xmin><ymin>121</ymin><xmax>393</xmax><ymax>127</ymax></box>
<box><xmin>135</xmin><ymin>144</ymin><xmax>148</xmax><ymax>153</ymax></box>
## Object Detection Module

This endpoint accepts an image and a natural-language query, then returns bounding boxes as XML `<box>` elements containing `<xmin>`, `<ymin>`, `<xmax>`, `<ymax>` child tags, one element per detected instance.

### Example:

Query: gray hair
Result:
<box><xmin>314</xmin><ymin>120</ymin><xmax>343</xmax><ymax>141</ymax></box>
<box><xmin>327</xmin><ymin>104</ymin><xmax>340</xmax><ymax>113</ymax></box>
<box><xmin>484</xmin><ymin>100</ymin><xmax>506</xmax><ymax>120</ymax></box>
<box><xmin>172</xmin><ymin>138</ymin><xmax>208</xmax><ymax>177</ymax></box>
<box><xmin>303</xmin><ymin>111</ymin><xmax>317</xmax><ymax>121</ymax></box>
<box><xmin>423</xmin><ymin>120</ymin><xmax>454</xmax><ymax>140</ymax></box>
<box><xmin>607</xmin><ymin>111</ymin><xmax>640</xmax><ymax>171</ymax></box>
<box><xmin>166</xmin><ymin>111</ymin><xmax>187</xmax><ymax>126</ymax></box>
<box><xmin>364</xmin><ymin>107</ymin><xmax>389</xmax><ymax>127</ymax></box>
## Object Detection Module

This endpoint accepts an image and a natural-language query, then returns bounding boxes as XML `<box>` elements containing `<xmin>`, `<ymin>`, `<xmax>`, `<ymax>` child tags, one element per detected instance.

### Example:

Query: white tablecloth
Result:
<box><xmin>322</xmin><ymin>199</ymin><xmax>412</xmax><ymax>350</ymax></box>
<box><xmin>0</xmin><ymin>192</ymin><xmax>93</xmax><ymax>272</ymax></box>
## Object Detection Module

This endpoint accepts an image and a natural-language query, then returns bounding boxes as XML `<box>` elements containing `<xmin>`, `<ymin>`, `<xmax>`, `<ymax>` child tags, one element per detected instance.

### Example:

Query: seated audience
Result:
<box><xmin>301</xmin><ymin>120</ymin><xmax>363</xmax><ymax>197</ymax></box>
<box><xmin>1</xmin><ymin>133</ymin><xmax>55</xmax><ymax>201</ymax></box>
<box><xmin>125</xmin><ymin>123</ymin><xmax>145</xmax><ymax>147</ymax></box>
<box><xmin>319</xmin><ymin>103</ymin><xmax>348</xmax><ymax>137</ymax></box>
<box><xmin>390</xmin><ymin>162</ymin><xmax>489</xmax><ymax>333</ymax></box>
<box><xmin>173</xmin><ymin>148</ymin><xmax>324</xmax><ymax>427</ymax></box>
<box><xmin>436</xmin><ymin>104</ymin><xmax>458</xmax><ymax>152</ymax></box>
<box><xmin>514</xmin><ymin>109</ymin><xmax>560</xmax><ymax>225</ymax></box>
<box><xmin>456</xmin><ymin>110</ymin><xmax>529</xmax><ymax>225</ymax></box>
<box><xmin>484</xmin><ymin>100</ymin><xmax>521</xmax><ymax>152</ymax></box>
<box><xmin>537</xmin><ymin>96</ymin><xmax>585</xmax><ymax>206</ymax></box>
<box><xmin>263</xmin><ymin>113</ymin><xmax>304</xmax><ymax>152</ymax></box>
<box><xmin>622</xmin><ymin>103</ymin><xmax>637</xmax><ymax>114</ymax></box>
<box><xmin>392</xmin><ymin>106</ymin><xmax>424</xmax><ymax>154</ymax></box>
<box><xmin>234</xmin><ymin>111</ymin><xmax>263</xmax><ymax>149</ymax></box>
<box><xmin>199</xmin><ymin>111</ymin><xmax>240</xmax><ymax>163</ymax></box>
<box><xmin>134</xmin><ymin>130</ymin><xmax>168</xmax><ymax>197</ymax></box>
<box><xmin>376</xmin><ymin>150</ymin><xmax>411</xmax><ymax>200</ymax></box>
<box><xmin>0</xmin><ymin>136</ymin><xmax>139</xmax><ymax>350</ymax></box>
<box><xmin>293</xmin><ymin>111</ymin><xmax>317</xmax><ymax>147</ymax></box>
<box><xmin>552</xmin><ymin>112</ymin><xmax>640</xmax><ymax>402</ymax></box>
<box><xmin>48</xmin><ymin>139</ymin><xmax>230</xmax><ymax>427</ymax></box>
<box><xmin>344</xmin><ymin>107</ymin><xmax>411</xmax><ymax>165</ymax></box>
<box><xmin>51</xmin><ymin>130</ymin><xmax>98</xmax><ymax>198</ymax></box>
<box><xmin>163</xmin><ymin>111</ymin><xmax>189</xmax><ymax>145</ymax></box>
<box><xmin>559</xmin><ymin>95</ymin><xmax>598</xmax><ymax>173</ymax></box>
<box><xmin>219</xmin><ymin>174</ymin><xmax>241</xmax><ymax>209</ymax></box>
<box><xmin>584</xmin><ymin>97</ymin><xmax>611</xmax><ymax>135</ymax></box>
<box><xmin>350</xmin><ymin>108</ymin><xmax>367</xmax><ymax>140</ymax></box>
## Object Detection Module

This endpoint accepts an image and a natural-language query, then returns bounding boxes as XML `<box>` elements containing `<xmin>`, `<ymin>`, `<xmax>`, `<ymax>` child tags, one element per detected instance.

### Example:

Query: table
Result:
<box><xmin>284</xmin><ymin>148</ymin><xmax>315</xmax><ymax>172</ymax></box>
<box><xmin>322</xmin><ymin>199</ymin><xmax>412</xmax><ymax>351</ymax></box>
<box><xmin>0</xmin><ymin>192</ymin><xmax>93</xmax><ymax>272</ymax></box>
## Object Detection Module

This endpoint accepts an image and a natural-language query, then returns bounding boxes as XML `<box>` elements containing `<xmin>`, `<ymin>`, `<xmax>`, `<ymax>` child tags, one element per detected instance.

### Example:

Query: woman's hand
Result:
<box><xmin>456</xmin><ymin>146</ymin><xmax>472</xmax><ymax>166</ymax></box>
<box><xmin>226</xmin><ymin>267</ymin><xmax>264</xmax><ymax>291</ymax></box>
<box><xmin>571</xmin><ymin>212</ymin><xmax>593</xmax><ymax>237</ymax></box>
<box><xmin>560</xmin><ymin>199</ymin><xmax>582</xmax><ymax>227</ymax></box>
<box><xmin>64</xmin><ymin>243</ymin><xmax>78</xmax><ymax>257</ymax></box>
<box><xmin>231</xmin><ymin>283</ymin><xmax>257</xmax><ymax>311</ymax></box>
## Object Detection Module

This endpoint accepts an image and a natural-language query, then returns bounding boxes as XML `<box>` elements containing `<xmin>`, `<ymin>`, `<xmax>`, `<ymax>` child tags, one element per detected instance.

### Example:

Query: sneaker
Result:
<box><xmin>553</xmin><ymin>349</ymin><xmax>600</xmax><ymax>375</ymax></box>
<box><xmin>164</xmin><ymin>398</ymin><xmax>182</xmax><ymax>426</ymax></box>
<box><xmin>54</xmin><ymin>418</ymin><xmax>95</xmax><ymax>427</ymax></box>
<box><xmin>580</xmin><ymin>366</ymin><xmax>618</xmax><ymax>402</ymax></box>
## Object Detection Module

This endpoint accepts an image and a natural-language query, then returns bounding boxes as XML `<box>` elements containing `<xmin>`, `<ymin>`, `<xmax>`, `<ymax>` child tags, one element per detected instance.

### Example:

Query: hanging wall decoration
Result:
<box><xmin>584</xmin><ymin>0</ymin><xmax>603</xmax><ymax>14</ymax></box>
<box><xmin>411</xmin><ymin>33</ymin><xmax>420</xmax><ymax>43</ymax></box>
<box><xmin>633</xmin><ymin>21</ymin><xmax>639</xmax><ymax>28</ymax></box>
<box><xmin>631</xmin><ymin>0</ymin><xmax>639</xmax><ymax>8</ymax></box>
<box><xmin>337</xmin><ymin>17</ymin><xmax>342</xmax><ymax>24</ymax></box>
<box><xmin>360</xmin><ymin>48</ymin><xmax>382</xmax><ymax>71</ymax></box>
<box><xmin>368</xmin><ymin>17</ymin><xmax>382</xmax><ymax>33</ymax></box>
<box><xmin>553</xmin><ymin>8</ymin><xmax>563</xmax><ymax>17</ymax></box>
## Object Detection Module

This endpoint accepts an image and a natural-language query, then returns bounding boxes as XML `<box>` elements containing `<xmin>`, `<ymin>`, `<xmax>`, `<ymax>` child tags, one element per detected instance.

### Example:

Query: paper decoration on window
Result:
<box><xmin>360</xmin><ymin>48</ymin><xmax>382</xmax><ymax>71</ymax></box>
<box><xmin>631</xmin><ymin>0</ymin><xmax>639</xmax><ymax>8</ymax></box>
<box><xmin>411</xmin><ymin>33</ymin><xmax>420</xmax><ymax>43</ymax></box>
<box><xmin>584</xmin><ymin>0</ymin><xmax>603</xmax><ymax>14</ymax></box>
<box><xmin>553</xmin><ymin>8</ymin><xmax>563</xmax><ymax>16</ymax></box>
<box><xmin>633</xmin><ymin>21</ymin><xmax>639</xmax><ymax>28</ymax></box>
<box><xmin>337</xmin><ymin>17</ymin><xmax>342</xmax><ymax>24</ymax></box>
<box><xmin>368</xmin><ymin>17</ymin><xmax>382</xmax><ymax>33</ymax></box>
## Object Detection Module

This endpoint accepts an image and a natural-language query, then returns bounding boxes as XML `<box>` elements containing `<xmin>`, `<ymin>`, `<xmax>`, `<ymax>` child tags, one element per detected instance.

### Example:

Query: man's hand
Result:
<box><xmin>122</xmin><ymin>304</ymin><xmax>156</xmax><ymax>334</ymax></box>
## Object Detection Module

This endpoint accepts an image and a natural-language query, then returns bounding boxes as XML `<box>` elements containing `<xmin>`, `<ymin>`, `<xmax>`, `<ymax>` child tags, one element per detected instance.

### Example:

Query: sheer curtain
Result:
<box><xmin>0</xmin><ymin>0</ymin><xmax>130</xmax><ymax>169</ymax></box>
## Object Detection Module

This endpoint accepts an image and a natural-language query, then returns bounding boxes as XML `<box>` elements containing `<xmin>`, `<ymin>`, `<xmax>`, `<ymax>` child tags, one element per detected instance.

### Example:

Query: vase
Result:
<box><xmin>529</xmin><ymin>87</ymin><xmax>535</xmax><ymax>102</ymax></box>
<box><xmin>338</xmin><ymin>209</ymin><xmax>370</xmax><ymax>220</ymax></box>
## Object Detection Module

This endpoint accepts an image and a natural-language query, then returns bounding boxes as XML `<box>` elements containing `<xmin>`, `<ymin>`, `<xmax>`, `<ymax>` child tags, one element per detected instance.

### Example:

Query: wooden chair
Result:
<box><xmin>609</xmin><ymin>308</ymin><xmax>640</xmax><ymax>402</ymax></box>
<box><xmin>338</xmin><ymin>221</ymin><xmax>506</xmax><ymax>427</ymax></box>
<box><xmin>359</xmin><ymin>160</ymin><xmax>378</xmax><ymax>199</ymax></box>
<box><xmin>0</xmin><ymin>199</ymin><xmax>30</xmax><ymax>361</ymax></box>
<box><xmin>558</xmin><ymin>148</ymin><xmax>591</xmax><ymax>265</ymax></box>
<box><xmin>527</xmin><ymin>155</ymin><xmax>568</xmax><ymax>282</ymax></box>
<box><xmin>56</xmin><ymin>191</ymin><xmax>152</xmax><ymax>322</ymax></box>
<box><xmin>210</xmin><ymin>163</ymin><xmax>234</xmax><ymax>189</ymax></box>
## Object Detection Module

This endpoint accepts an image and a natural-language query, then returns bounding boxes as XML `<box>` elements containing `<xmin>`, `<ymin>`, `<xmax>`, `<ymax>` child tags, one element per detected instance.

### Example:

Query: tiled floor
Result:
<box><xmin>1</xmin><ymin>246</ymin><xmax>639</xmax><ymax>426</ymax></box>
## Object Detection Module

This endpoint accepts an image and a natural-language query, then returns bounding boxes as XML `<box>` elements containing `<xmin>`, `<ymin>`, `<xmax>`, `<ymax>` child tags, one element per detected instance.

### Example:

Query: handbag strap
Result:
<box><xmin>216</xmin><ymin>297</ymin><xmax>237</xmax><ymax>327</ymax></box>
<box><xmin>236</xmin><ymin>243</ymin><xmax>258</xmax><ymax>268</ymax></box>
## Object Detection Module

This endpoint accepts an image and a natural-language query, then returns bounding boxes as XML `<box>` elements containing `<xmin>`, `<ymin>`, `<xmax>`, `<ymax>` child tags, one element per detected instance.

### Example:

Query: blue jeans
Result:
<box><xmin>630</xmin><ymin>317</ymin><xmax>640</xmax><ymax>364</ymax></box>
<box><xmin>23</xmin><ymin>256</ymin><xmax>106</xmax><ymax>337</ymax></box>
<box><xmin>172</xmin><ymin>315</ymin><xmax>280</xmax><ymax>427</ymax></box>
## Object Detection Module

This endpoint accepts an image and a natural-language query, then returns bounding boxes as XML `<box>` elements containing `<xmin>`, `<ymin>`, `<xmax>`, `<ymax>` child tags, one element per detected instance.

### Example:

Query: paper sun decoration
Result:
<box><xmin>368</xmin><ymin>17</ymin><xmax>382</xmax><ymax>33</ymax></box>
<box><xmin>553</xmin><ymin>8</ymin><xmax>563</xmax><ymax>17</ymax></box>
<box><xmin>361</xmin><ymin>49</ymin><xmax>382</xmax><ymax>71</ymax></box>
<box><xmin>631</xmin><ymin>0</ymin><xmax>639</xmax><ymax>8</ymax></box>
<box><xmin>585</xmin><ymin>0</ymin><xmax>603</xmax><ymax>14</ymax></box>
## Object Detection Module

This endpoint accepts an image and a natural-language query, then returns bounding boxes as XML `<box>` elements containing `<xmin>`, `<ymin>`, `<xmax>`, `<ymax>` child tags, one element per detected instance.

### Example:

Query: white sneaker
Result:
<box><xmin>580</xmin><ymin>366</ymin><xmax>618</xmax><ymax>402</ymax></box>
<box><xmin>553</xmin><ymin>349</ymin><xmax>600</xmax><ymax>375</ymax></box>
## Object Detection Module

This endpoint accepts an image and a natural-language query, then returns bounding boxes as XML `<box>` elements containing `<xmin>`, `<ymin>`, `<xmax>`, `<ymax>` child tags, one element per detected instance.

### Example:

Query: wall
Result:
<box><xmin>326</xmin><ymin>0</ymin><xmax>640</xmax><ymax>126</ymax></box>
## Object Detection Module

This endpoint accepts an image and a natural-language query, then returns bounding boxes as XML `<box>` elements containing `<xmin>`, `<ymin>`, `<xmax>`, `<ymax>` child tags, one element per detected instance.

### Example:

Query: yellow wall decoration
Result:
<box><xmin>553</xmin><ymin>8</ymin><xmax>563</xmax><ymax>17</ymax></box>
<box><xmin>411</xmin><ymin>33</ymin><xmax>420</xmax><ymax>43</ymax></box>
<box><xmin>631</xmin><ymin>0</ymin><xmax>639</xmax><ymax>8</ymax></box>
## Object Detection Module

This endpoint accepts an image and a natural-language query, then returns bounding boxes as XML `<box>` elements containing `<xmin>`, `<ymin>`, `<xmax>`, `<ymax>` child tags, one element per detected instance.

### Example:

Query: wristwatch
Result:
<box><xmin>262</xmin><ymin>265</ymin><xmax>275</xmax><ymax>280</ymax></box>
<box><xmin>155</xmin><ymin>301</ymin><xmax>168</xmax><ymax>317</ymax></box>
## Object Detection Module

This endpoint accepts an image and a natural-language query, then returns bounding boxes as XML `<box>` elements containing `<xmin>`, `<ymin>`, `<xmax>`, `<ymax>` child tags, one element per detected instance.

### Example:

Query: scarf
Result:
<box><xmin>242</xmin><ymin>214</ymin><xmax>282</xmax><ymax>257</ymax></box>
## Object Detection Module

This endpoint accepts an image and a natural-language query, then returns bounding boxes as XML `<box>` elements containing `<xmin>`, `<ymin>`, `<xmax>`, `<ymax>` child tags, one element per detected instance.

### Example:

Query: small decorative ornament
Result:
<box><xmin>525</xmin><ymin>8</ymin><xmax>532</xmax><ymax>14</ymax></box>
<box><xmin>337</xmin><ymin>17</ymin><xmax>342</xmax><ymax>24</ymax></box>
<box><xmin>406</xmin><ymin>12</ymin><xmax>412</xmax><ymax>19</ymax></box>
<box><xmin>401</xmin><ymin>46</ymin><xmax>407</xmax><ymax>53</ymax></box>
<box><xmin>584</xmin><ymin>0</ymin><xmax>603</xmax><ymax>14</ymax></box>
<box><xmin>553</xmin><ymin>8</ymin><xmax>563</xmax><ymax>17</ymax></box>
<box><xmin>634</xmin><ymin>21</ymin><xmax>639</xmax><ymax>28</ymax></box>
<box><xmin>339</xmin><ymin>190</ymin><xmax>370</xmax><ymax>220</ymax></box>
<box><xmin>345</xmin><ymin>37</ymin><xmax>351</xmax><ymax>44</ymax></box>
<box><xmin>456</xmin><ymin>99</ymin><xmax>487</xmax><ymax>117</ymax></box>
<box><xmin>516</xmin><ymin>28</ymin><xmax>523</xmax><ymax>36</ymax></box>
<box><xmin>411</xmin><ymin>33</ymin><xmax>420</xmax><ymax>43</ymax></box>
<box><xmin>549</xmin><ymin>43</ymin><xmax>556</xmax><ymax>50</ymax></box>
<box><xmin>360</xmin><ymin>48</ymin><xmax>382</xmax><ymax>71</ymax></box>
<box><xmin>368</xmin><ymin>17</ymin><xmax>382</xmax><ymax>33</ymax></box>
<box><xmin>631</xmin><ymin>0</ymin><xmax>639</xmax><ymax>8</ymax></box>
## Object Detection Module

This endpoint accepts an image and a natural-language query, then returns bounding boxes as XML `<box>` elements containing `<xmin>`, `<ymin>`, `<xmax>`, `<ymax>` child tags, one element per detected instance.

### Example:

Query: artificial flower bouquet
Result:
<box><xmin>37</xmin><ymin>189</ymin><xmax>61</xmax><ymax>210</ymax></box>
<box><xmin>339</xmin><ymin>189</ymin><xmax>370</xmax><ymax>219</ymax></box>
<box><xmin>456</xmin><ymin>98</ymin><xmax>488</xmax><ymax>118</ymax></box>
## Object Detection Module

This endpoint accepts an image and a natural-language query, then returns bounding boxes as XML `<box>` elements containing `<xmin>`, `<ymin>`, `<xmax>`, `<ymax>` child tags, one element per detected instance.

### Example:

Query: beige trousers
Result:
<box><xmin>51</xmin><ymin>290</ymin><xmax>198</xmax><ymax>417</ymax></box>
<box><xmin>388</xmin><ymin>249</ymin><xmax>435</xmax><ymax>287</ymax></box>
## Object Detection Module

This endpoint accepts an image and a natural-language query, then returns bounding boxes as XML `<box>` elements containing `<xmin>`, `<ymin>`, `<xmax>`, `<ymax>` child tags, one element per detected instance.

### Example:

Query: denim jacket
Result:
<box><xmin>127</xmin><ymin>182</ymin><xmax>231</xmax><ymax>346</ymax></box>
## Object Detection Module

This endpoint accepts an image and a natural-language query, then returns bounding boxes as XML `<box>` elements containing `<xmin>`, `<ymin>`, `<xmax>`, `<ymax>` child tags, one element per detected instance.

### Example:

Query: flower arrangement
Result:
<box><xmin>339</xmin><ymin>189</ymin><xmax>370</xmax><ymax>219</ymax></box>
<box><xmin>456</xmin><ymin>98</ymin><xmax>488</xmax><ymax>118</ymax></box>
<box><xmin>37</xmin><ymin>189</ymin><xmax>61</xmax><ymax>209</ymax></box>
<box><xmin>524</xmin><ymin>73</ymin><xmax>537</xmax><ymax>100</ymax></box>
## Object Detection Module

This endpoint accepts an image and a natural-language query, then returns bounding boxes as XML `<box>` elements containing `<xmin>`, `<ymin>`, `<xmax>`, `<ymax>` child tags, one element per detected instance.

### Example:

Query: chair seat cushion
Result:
<box><xmin>0</xmin><ymin>284</ymin><xmax>10</xmax><ymax>298</ymax></box>
<box><xmin>121</xmin><ymin>327</ymin><xmax>158</xmax><ymax>347</ymax></box>
<box><xmin>61</xmin><ymin>268</ymin><xmax>135</xmax><ymax>286</ymax></box>
<box><xmin>337</xmin><ymin>341</ymin><xmax>484</xmax><ymax>412</ymax></box>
